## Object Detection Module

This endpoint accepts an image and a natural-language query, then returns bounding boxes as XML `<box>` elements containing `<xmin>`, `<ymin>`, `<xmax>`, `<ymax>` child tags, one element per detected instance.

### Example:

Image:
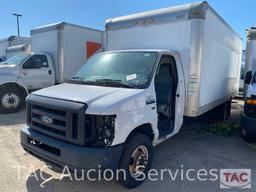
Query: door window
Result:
<box><xmin>23</xmin><ymin>55</ymin><xmax>48</xmax><ymax>69</ymax></box>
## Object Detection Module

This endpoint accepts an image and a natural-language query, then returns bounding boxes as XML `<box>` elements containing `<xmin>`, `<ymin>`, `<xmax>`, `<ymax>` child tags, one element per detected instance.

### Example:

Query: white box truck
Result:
<box><xmin>0</xmin><ymin>22</ymin><xmax>103</xmax><ymax>113</ymax></box>
<box><xmin>0</xmin><ymin>35</ymin><xmax>30</xmax><ymax>61</ymax></box>
<box><xmin>21</xmin><ymin>2</ymin><xmax>242</xmax><ymax>188</ymax></box>
<box><xmin>241</xmin><ymin>27</ymin><xmax>256</xmax><ymax>142</ymax></box>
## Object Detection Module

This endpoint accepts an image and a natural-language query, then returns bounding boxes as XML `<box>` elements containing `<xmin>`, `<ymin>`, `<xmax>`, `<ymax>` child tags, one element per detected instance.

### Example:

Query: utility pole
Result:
<box><xmin>13</xmin><ymin>13</ymin><xmax>22</xmax><ymax>37</ymax></box>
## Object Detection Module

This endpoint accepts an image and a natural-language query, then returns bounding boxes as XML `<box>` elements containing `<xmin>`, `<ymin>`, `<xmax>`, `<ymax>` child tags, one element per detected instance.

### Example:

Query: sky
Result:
<box><xmin>0</xmin><ymin>0</ymin><xmax>255</xmax><ymax>48</ymax></box>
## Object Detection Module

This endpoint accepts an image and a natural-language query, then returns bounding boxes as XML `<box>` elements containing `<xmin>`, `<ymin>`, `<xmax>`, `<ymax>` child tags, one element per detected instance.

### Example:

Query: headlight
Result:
<box><xmin>87</xmin><ymin>115</ymin><xmax>116</xmax><ymax>147</ymax></box>
<box><xmin>245</xmin><ymin>98</ymin><xmax>256</xmax><ymax>117</ymax></box>
<box><xmin>245</xmin><ymin>99</ymin><xmax>256</xmax><ymax>105</ymax></box>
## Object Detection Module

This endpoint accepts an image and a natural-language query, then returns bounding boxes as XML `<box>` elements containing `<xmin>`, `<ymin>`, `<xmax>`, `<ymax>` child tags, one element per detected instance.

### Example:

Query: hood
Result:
<box><xmin>0</xmin><ymin>64</ymin><xmax>20</xmax><ymax>73</ymax></box>
<box><xmin>32</xmin><ymin>83</ymin><xmax>146</xmax><ymax>114</ymax></box>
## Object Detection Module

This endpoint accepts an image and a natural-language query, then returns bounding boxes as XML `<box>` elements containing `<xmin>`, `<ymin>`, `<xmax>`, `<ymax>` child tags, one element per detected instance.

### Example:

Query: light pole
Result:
<box><xmin>13</xmin><ymin>13</ymin><xmax>22</xmax><ymax>37</ymax></box>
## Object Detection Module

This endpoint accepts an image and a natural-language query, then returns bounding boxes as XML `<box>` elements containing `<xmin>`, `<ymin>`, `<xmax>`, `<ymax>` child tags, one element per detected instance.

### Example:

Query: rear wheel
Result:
<box><xmin>118</xmin><ymin>133</ymin><xmax>153</xmax><ymax>188</ymax></box>
<box><xmin>208</xmin><ymin>101</ymin><xmax>230</xmax><ymax>121</ymax></box>
<box><xmin>0</xmin><ymin>86</ymin><xmax>25</xmax><ymax>113</ymax></box>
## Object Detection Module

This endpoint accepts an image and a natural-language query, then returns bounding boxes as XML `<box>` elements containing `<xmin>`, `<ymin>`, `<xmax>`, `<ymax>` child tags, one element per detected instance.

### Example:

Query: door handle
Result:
<box><xmin>176</xmin><ymin>94</ymin><xmax>180</xmax><ymax>98</ymax></box>
<box><xmin>23</xmin><ymin>71</ymin><xmax>27</xmax><ymax>75</ymax></box>
<box><xmin>48</xmin><ymin>70</ymin><xmax>52</xmax><ymax>75</ymax></box>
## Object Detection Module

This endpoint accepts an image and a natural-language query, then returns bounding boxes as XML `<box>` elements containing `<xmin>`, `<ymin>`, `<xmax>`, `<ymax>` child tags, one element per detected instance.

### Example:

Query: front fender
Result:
<box><xmin>109</xmin><ymin>88</ymin><xmax>158</xmax><ymax>146</ymax></box>
<box><xmin>0</xmin><ymin>73</ymin><xmax>18</xmax><ymax>85</ymax></box>
<box><xmin>0</xmin><ymin>74</ymin><xmax>28</xmax><ymax>94</ymax></box>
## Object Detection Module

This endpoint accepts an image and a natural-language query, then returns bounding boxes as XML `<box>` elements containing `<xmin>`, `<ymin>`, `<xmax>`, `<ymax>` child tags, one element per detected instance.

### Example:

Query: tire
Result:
<box><xmin>226</xmin><ymin>100</ymin><xmax>232</xmax><ymax>118</ymax></box>
<box><xmin>221</xmin><ymin>103</ymin><xmax>229</xmax><ymax>120</ymax></box>
<box><xmin>208</xmin><ymin>102</ymin><xmax>228</xmax><ymax>121</ymax></box>
<box><xmin>118</xmin><ymin>133</ymin><xmax>153</xmax><ymax>189</ymax></box>
<box><xmin>0</xmin><ymin>86</ymin><xmax>25</xmax><ymax>114</ymax></box>
<box><xmin>241</xmin><ymin>126</ymin><xmax>255</xmax><ymax>143</ymax></box>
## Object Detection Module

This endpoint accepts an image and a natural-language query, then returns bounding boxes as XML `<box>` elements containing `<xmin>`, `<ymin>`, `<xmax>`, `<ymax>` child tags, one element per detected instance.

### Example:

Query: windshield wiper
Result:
<box><xmin>71</xmin><ymin>77</ymin><xmax>133</xmax><ymax>88</ymax></box>
<box><xmin>71</xmin><ymin>76</ymin><xmax>97</xmax><ymax>84</ymax></box>
<box><xmin>95</xmin><ymin>79</ymin><xmax>133</xmax><ymax>88</ymax></box>
<box><xmin>71</xmin><ymin>76</ymin><xmax>84</xmax><ymax>80</ymax></box>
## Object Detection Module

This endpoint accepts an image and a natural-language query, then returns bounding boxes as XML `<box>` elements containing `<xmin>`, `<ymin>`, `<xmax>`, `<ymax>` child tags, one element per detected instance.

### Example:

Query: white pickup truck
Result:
<box><xmin>21</xmin><ymin>2</ymin><xmax>242</xmax><ymax>188</ymax></box>
<box><xmin>0</xmin><ymin>22</ymin><xmax>103</xmax><ymax>113</ymax></box>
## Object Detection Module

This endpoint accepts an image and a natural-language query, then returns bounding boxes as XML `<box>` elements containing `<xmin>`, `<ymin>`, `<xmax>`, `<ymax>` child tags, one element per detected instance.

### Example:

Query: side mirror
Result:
<box><xmin>245</xmin><ymin>71</ymin><xmax>252</xmax><ymax>84</ymax></box>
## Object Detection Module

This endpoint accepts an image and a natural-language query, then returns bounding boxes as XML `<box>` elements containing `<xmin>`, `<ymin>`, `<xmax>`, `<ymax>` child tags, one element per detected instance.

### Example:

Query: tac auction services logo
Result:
<box><xmin>220</xmin><ymin>169</ymin><xmax>251</xmax><ymax>189</ymax></box>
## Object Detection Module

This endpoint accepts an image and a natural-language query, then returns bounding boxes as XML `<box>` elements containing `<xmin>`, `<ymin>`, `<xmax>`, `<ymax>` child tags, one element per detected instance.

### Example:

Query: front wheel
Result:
<box><xmin>0</xmin><ymin>86</ymin><xmax>25</xmax><ymax>113</ymax></box>
<box><xmin>118</xmin><ymin>133</ymin><xmax>153</xmax><ymax>188</ymax></box>
<box><xmin>241</xmin><ymin>126</ymin><xmax>255</xmax><ymax>143</ymax></box>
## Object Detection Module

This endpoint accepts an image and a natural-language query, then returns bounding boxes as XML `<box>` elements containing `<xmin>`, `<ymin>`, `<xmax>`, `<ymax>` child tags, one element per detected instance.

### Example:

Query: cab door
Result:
<box><xmin>20</xmin><ymin>54</ymin><xmax>55</xmax><ymax>90</ymax></box>
<box><xmin>154</xmin><ymin>53</ymin><xmax>185</xmax><ymax>138</ymax></box>
<box><xmin>172</xmin><ymin>54</ymin><xmax>185</xmax><ymax>133</ymax></box>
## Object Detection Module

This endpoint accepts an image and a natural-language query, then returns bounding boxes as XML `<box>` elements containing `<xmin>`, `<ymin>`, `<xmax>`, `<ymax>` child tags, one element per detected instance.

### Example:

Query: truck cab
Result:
<box><xmin>0</xmin><ymin>52</ymin><xmax>55</xmax><ymax>113</ymax></box>
<box><xmin>241</xmin><ymin>71</ymin><xmax>256</xmax><ymax>142</ymax></box>
<box><xmin>241</xmin><ymin>27</ymin><xmax>256</xmax><ymax>142</ymax></box>
<box><xmin>21</xmin><ymin>50</ymin><xmax>185</xmax><ymax>188</ymax></box>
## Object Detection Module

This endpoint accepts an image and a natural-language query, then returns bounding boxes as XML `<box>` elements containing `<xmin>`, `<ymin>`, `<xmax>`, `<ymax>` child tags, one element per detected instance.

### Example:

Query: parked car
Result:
<box><xmin>21</xmin><ymin>2</ymin><xmax>242</xmax><ymax>188</ymax></box>
<box><xmin>241</xmin><ymin>27</ymin><xmax>256</xmax><ymax>142</ymax></box>
<box><xmin>0</xmin><ymin>22</ymin><xmax>103</xmax><ymax>113</ymax></box>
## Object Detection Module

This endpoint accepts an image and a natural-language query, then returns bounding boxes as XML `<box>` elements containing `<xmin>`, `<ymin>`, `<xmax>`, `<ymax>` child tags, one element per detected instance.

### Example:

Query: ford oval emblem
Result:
<box><xmin>41</xmin><ymin>115</ymin><xmax>53</xmax><ymax>125</ymax></box>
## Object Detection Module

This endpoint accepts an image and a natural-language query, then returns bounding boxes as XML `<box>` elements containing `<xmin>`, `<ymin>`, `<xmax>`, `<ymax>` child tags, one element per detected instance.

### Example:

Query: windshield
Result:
<box><xmin>73</xmin><ymin>52</ymin><xmax>158</xmax><ymax>88</ymax></box>
<box><xmin>0</xmin><ymin>54</ymin><xmax>29</xmax><ymax>66</ymax></box>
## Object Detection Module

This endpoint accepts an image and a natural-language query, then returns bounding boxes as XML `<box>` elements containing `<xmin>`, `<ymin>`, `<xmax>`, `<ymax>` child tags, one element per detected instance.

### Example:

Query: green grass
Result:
<box><xmin>204</xmin><ymin>122</ymin><xmax>240</xmax><ymax>136</ymax></box>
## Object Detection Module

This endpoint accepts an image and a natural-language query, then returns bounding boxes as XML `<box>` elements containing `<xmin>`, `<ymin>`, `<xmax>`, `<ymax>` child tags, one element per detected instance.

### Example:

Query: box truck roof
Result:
<box><xmin>31</xmin><ymin>22</ymin><xmax>102</xmax><ymax>35</ymax></box>
<box><xmin>105</xmin><ymin>1</ymin><xmax>241</xmax><ymax>39</ymax></box>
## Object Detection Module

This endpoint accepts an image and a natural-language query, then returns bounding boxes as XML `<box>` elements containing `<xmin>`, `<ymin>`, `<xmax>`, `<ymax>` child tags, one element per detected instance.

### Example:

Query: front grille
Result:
<box><xmin>31</xmin><ymin>104</ymin><xmax>67</xmax><ymax>136</ymax></box>
<box><xmin>27</xmin><ymin>95</ymin><xmax>87</xmax><ymax>145</ymax></box>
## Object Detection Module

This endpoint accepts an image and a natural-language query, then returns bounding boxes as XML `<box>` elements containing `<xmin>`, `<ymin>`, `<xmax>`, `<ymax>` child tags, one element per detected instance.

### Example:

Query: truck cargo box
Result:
<box><xmin>0</xmin><ymin>36</ymin><xmax>30</xmax><ymax>58</ymax></box>
<box><xmin>31</xmin><ymin>22</ymin><xmax>103</xmax><ymax>83</ymax></box>
<box><xmin>105</xmin><ymin>1</ymin><xmax>243</xmax><ymax>117</ymax></box>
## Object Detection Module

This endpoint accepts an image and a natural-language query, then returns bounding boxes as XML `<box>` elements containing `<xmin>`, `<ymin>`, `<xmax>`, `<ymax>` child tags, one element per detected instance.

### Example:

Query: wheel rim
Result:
<box><xmin>242</xmin><ymin>128</ymin><xmax>247</xmax><ymax>137</ymax></box>
<box><xmin>129</xmin><ymin>145</ymin><xmax>149</xmax><ymax>178</ymax></box>
<box><xmin>1</xmin><ymin>93</ymin><xmax>20</xmax><ymax>109</ymax></box>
